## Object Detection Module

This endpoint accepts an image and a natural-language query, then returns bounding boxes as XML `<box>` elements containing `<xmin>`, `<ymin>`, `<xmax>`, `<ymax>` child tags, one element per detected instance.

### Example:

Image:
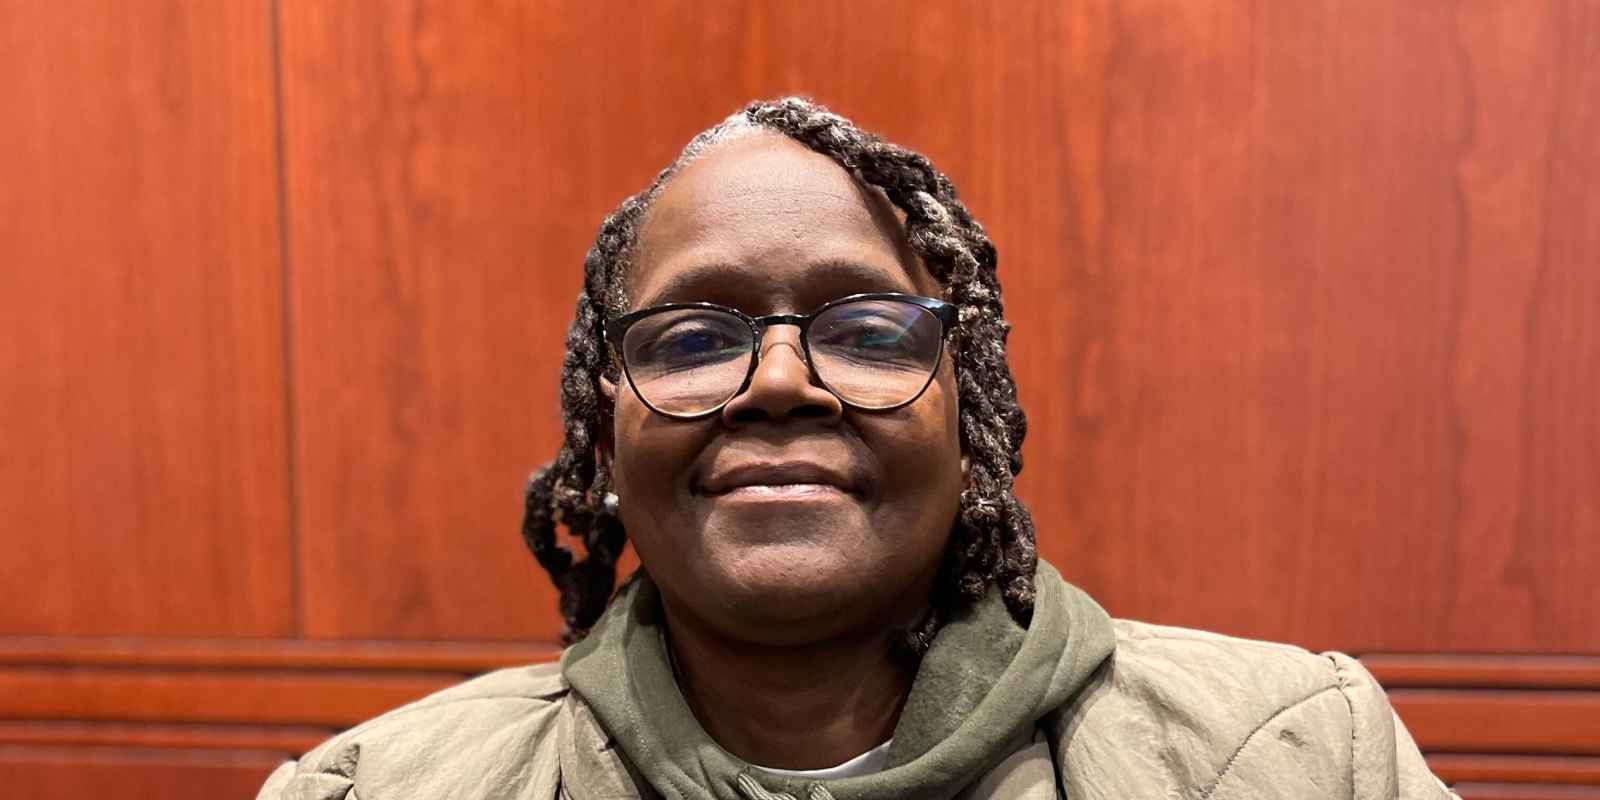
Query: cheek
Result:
<box><xmin>610</xmin><ymin>393</ymin><xmax>702</xmax><ymax>517</ymax></box>
<box><xmin>870</xmin><ymin>369</ymin><xmax>964</xmax><ymax>512</ymax></box>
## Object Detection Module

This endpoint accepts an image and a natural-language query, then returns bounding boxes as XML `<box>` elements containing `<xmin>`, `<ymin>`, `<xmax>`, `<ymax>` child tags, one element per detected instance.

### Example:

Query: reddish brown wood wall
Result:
<box><xmin>2</xmin><ymin>1</ymin><xmax>1595</xmax><ymax>796</ymax></box>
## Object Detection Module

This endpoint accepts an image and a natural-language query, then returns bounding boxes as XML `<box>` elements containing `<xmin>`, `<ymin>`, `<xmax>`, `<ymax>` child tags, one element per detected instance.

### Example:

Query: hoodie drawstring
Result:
<box><xmin>735</xmin><ymin>772</ymin><xmax>836</xmax><ymax>800</ymax></box>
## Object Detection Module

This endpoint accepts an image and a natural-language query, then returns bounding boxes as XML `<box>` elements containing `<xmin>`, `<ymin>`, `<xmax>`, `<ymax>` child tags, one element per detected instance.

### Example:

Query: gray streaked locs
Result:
<box><xmin>520</xmin><ymin>97</ymin><xmax>1036</xmax><ymax>655</ymax></box>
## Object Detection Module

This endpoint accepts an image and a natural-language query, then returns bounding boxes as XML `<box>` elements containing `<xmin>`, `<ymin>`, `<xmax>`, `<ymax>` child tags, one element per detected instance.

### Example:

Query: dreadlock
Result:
<box><xmin>521</xmin><ymin>97</ymin><xmax>1036</xmax><ymax>654</ymax></box>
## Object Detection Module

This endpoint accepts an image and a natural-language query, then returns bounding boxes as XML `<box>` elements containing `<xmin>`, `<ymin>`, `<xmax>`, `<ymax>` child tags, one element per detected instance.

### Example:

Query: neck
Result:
<box><xmin>663</xmin><ymin>603</ymin><xmax>913</xmax><ymax>771</ymax></box>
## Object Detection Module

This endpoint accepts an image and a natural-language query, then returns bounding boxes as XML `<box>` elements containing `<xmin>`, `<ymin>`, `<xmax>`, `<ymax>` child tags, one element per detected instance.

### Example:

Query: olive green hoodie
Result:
<box><xmin>561</xmin><ymin>561</ymin><xmax>1115</xmax><ymax>800</ymax></box>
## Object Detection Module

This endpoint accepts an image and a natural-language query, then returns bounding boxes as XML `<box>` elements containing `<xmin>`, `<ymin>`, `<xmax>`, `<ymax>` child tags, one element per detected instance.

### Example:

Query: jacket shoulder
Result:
<box><xmin>1050</xmin><ymin>619</ymin><xmax>1455</xmax><ymax>799</ymax></box>
<box><xmin>255</xmin><ymin>662</ymin><xmax>569</xmax><ymax>800</ymax></box>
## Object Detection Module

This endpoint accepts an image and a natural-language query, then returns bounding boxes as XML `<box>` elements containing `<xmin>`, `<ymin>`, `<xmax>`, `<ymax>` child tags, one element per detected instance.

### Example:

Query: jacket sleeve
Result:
<box><xmin>1327</xmin><ymin>652</ymin><xmax>1459</xmax><ymax>799</ymax></box>
<box><xmin>256</xmin><ymin>761</ymin><xmax>297</xmax><ymax>799</ymax></box>
<box><xmin>253</xmin><ymin>739</ymin><xmax>361</xmax><ymax>800</ymax></box>
<box><xmin>252</xmin><ymin>664</ymin><xmax>569</xmax><ymax>800</ymax></box>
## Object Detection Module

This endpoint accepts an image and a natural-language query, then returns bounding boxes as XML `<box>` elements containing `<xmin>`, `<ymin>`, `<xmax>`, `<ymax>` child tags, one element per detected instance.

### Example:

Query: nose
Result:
<box><xmin>720</xmin><ymin>325</ymin><xmax>844</xmax><ymax>426</ymax></box>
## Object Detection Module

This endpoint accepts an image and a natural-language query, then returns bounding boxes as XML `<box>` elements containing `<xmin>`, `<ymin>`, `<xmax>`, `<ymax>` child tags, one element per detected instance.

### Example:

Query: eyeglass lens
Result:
<box><xmin>620</xmin><ymin>300</ymin><xmax>943</xmax><ymax>416</ymax></box>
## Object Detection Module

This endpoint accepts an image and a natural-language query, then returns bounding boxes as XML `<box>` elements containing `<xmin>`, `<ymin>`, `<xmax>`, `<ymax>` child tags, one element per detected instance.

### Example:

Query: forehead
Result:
<box><xmin>629</xmin><ymin>132</ymin><xmax>938</xmax><ymax>311</ymax></box>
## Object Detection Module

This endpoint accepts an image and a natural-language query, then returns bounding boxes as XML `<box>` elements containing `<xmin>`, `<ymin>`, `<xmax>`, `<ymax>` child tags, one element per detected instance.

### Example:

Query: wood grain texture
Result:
<box><xmin>0</xmin><ymin>667</ymin><xmax>462</xmax><ymax>727</ymax></box>
<box><xmin>1429</xmin><ymin>754</ymin><xmax>1600</xmax><ymax>786</ymax></box>
<box><xmin>0</xmin><ymin>745</ymin><xmax>285</xmax><ymax>800</ymax></box>
<box><xmin>0</xmin><ymin>636</ymin><xmax>557</xmax><ymax>672</ymax></box>
<box><xmin>0</xmin><ymin>1</ymin><xmax>293</xmax><ymax>636</ymax></box>
<box><xmin>275</xmin><ymin>0</ymin><xmax>1599</xmax><ymax>650</ymax></box>
<box><xmin>278</xmin><ymin>0</ymin><xmax>580</xmax><ymax>640</ymax></box>
<box><xmin>1393</xmin><ymin>690</ymin><xmax>1600</xmax><ymax>754</ymax></box>
<box><xmin>1453</xmin><ymin>785</ymin><xmax>1600</xmax><ymax>800</ymax></box>
<box><xmin>1039</xmin><ymin>0</ymin><xmax>1600</xmax><ymax>654</ymax></box>
<box><xmin>0</xmin><ymin>721</ymin><xmax>329</xmax><ymax>756</ymax></box>
<box><xmin>1366</xmin><ymin>654</ymin><xmax>1600</xmax><ymax>690</ymax></box>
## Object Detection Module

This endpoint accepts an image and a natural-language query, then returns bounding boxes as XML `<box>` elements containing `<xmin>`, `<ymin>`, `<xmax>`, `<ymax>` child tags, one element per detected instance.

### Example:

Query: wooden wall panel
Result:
<box><xmin>0</xmin><ymin>2</ymin><xmax>292</xmax><ymax>635</ymax></box>
<box><xmin>0</xmin><ymin>721</ymin><xmax>330</xmax><ymax>756</ymax></box>
<box><xmin>0</xmin><ymin>746</ymin><xmax>284</xmax><ymax>800</ymax></box>
<box><xmin>1428</xmin><ymin>754</ymin><xmax>1600</xmax><ymax>786</ymax></box>
<box><xmin>278</xmin><ymin>0</ymin><xmax>579</xmax><ymax>640</ymax></box>
<box><xmin>1012</xmin><ymin>0</ymin><xmax>1600</xmax><ymax>653</ymax></box>
<box><xmin>1364</xmin><ymin>654</ymin><xmax>1600</xmax><ymax>690</ymax></box>
<box><xmin>1454</xmin><ymin>786</ymin><xmax>1600</xmax><ymax>800</ymax></box>
<box><xmin>0</xmin><ymin>667</ymin><xmax>461</xmax><ymax>727</ymax></box>
<box><xmin>0</xmin><ymin>636</ymin><xmax>556</xmax><ymax>672</ymax></box>
<box><xmin>277</xmin><ymin>0</ymin><xmax>1599</xmax><ymax>652</ymax></box>
<box><xmin>1391</xmin><ymin>689</ymin><xmax>1600</xmax><ymax>754</ymax></box>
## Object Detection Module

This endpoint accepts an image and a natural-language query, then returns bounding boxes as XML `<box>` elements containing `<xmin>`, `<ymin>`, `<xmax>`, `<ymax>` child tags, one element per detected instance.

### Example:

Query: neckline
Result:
<box><xmin>751</xmin><ymin>739</ymin><xmax>894</xmax><ymax>780</ymax></box>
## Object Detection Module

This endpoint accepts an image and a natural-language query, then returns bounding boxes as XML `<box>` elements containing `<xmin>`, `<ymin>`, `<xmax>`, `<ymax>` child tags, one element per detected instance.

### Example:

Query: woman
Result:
<box><xmin>258</xmin><ymin>98</ymin><xmax>1454</xmax><ymax>799</ymax></box>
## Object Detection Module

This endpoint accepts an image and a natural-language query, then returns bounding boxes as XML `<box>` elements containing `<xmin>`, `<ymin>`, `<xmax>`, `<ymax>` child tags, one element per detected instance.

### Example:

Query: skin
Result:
<box><xmin>598</xmin><ymin>131</ymin><xmax>969</xmax><ymax>769</ymax></box>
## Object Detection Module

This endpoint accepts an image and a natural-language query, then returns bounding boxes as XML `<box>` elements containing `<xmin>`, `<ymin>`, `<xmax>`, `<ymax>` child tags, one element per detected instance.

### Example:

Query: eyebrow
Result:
<box><xmin>637</xmin><ymin>258</ymin><xmax>916</xmax><ymax>309</ymax></box>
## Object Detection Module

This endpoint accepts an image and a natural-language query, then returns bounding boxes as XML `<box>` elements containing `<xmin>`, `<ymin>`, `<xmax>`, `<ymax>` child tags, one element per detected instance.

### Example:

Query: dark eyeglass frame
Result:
<box><xmin>604</xmin><ymin>291</ymin><xmax>959</xmax><ymax>419</ymax></box>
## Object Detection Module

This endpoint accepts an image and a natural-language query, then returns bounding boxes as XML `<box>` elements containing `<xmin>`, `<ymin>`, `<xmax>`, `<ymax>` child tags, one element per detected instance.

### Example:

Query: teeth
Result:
<box><xmin>733</xmin><ymin>483</ymin><xmax>834</xmax><ymax>495</ymax></box>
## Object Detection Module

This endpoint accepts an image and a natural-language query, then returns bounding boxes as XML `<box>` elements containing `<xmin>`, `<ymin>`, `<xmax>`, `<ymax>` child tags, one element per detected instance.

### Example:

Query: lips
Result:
<box><xmin>698</xmin><ymin>461</ymin><xmax>860</xmax><ymax>496</ymax></box>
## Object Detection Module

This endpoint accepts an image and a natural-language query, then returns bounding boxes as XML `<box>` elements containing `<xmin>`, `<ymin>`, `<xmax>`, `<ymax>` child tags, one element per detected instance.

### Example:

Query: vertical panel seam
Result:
<box><xmin>268</xmin><ymin>0</ymin><xmax>303</xmax><ymax>638</ymax></box>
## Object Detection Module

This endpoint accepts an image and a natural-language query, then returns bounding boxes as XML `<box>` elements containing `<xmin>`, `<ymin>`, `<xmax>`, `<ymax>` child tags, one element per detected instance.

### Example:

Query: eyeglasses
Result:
<box><xmin>605</xmin><ymin>292</ymin><xmax>957</xmax><ymax>419</ymax></box>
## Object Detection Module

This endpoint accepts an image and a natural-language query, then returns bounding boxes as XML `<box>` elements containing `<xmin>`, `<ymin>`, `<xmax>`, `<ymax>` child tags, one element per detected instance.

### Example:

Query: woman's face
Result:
<box><xmin>600</xmin><ymin>132</ymin><xmax>967</xmax><ymax>645</ymax></box>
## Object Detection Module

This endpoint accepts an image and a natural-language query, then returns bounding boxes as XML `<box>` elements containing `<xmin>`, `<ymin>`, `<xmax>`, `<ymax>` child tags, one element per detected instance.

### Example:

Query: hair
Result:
<box><xmin>520</xmin><ymin>97</ymin><xmax>1037</xmax><ymax>655</ymax></box>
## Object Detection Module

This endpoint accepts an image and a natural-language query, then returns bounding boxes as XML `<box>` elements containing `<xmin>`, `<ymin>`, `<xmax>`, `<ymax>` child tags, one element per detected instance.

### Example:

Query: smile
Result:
<box><xmin>710</xmin><ymin>483</ymin><xmax>853</xmax><ymax>501</ymax></box>
<box><xmin>698</xmin><ymin>460</ymin><xmax>863</xmax><ymax>497</ymax></box>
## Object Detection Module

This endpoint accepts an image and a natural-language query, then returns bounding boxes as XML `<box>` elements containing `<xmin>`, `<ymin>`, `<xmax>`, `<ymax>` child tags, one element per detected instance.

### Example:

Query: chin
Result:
<box><xmin>635</xmin><ymin>506</ymin><xmax>944</xmax><ymax>645</ymax></box>
<box><xmin>702</xmin><ymin>543</ymin><xmax>897</xmax><ymax>642</ymax></box>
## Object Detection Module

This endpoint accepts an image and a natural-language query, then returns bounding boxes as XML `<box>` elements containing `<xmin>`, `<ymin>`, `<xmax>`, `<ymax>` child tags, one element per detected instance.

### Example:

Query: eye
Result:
<box><xmin>661</xmin><ymin>327</ymin><xmax>740</xmax><ymax>357</ymax></box>
<box><xmin>827</xmin><ymin>322</ymin><xmax>907</xmax><ymax>352</ymax></box>
<box><xmin>625</xmin><ymin>309</ymin><xmax>753</xmax><ymax>372</ymax></box>
<box><xmin>814</xmin><ymin>308</ymin><xmax>923</xmax><ymax>353</ymax></box>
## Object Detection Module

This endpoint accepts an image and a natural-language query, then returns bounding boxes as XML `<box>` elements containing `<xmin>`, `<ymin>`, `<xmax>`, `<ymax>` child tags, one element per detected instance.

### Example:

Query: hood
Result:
<box><xmin>561</xmin><ymin>560</ymin><xmax>1115</xmax><ymax>800</ymax></box>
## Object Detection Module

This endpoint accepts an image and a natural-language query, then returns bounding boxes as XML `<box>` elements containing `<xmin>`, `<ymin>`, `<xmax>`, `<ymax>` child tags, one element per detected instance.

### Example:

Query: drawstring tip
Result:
<box><xmin>733</xmin><ymin>772</ymin><xmax>835</xmax><ymax>800</ymax></box>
